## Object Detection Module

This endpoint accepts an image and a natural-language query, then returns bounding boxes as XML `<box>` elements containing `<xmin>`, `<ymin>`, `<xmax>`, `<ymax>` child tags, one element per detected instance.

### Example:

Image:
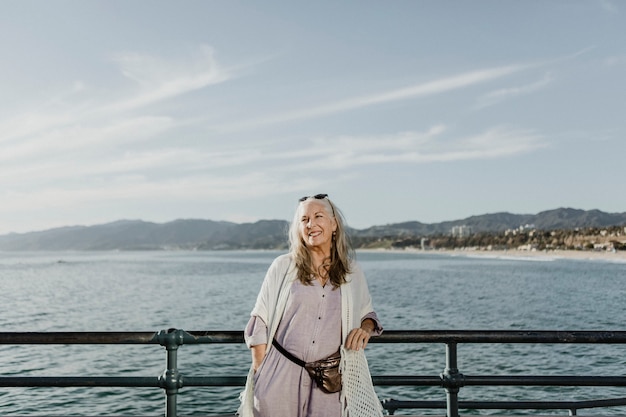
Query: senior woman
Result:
<box><xmin>238</xmin><ymin>194</ymin><xmax>383</xmax><ymax>417</ymax></box>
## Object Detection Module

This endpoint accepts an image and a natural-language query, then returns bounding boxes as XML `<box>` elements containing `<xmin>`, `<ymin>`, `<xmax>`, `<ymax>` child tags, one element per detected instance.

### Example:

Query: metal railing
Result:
<box><xmin>374</xmin><ymin>331</ymin><xmax>626</xmax><ymax>415</ymax></box>
<box><xmin>1</xmin><ymin>330</ymin><xmax>626</xmax><ymax>416</ymax></box>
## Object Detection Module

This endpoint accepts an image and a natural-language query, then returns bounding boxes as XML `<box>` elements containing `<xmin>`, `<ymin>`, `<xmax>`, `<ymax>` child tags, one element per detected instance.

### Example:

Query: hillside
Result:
<box><xmin>0</xmin><ymin>208</ymin><xmax>625</xmax><ymax>251</ymax></box>
<box><xmin>0</xmin><ymin>219</ymin><xmax>289</xmax><ymax>251</ymax></box>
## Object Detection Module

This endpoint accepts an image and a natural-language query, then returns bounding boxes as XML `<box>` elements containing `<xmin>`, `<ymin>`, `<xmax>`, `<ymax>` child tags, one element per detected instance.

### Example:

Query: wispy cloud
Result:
<box><xmin>0</xmin><ymin>170</ymin><xmax>325</xmax><ymax>217</ymax></box>
<box><xmin>474</xmin><ymin>73</ymin><xmax>553</xmax><ymax>110</ymax></box>
<box><xmin>0</xmin><ymin>45</ymin><xmax>236</xmax><ymax>189</ymax></box>
<box><xmin>0</xmin><ymin>116</ymin><xmax>175</xmax><ymax>165</ymax></box>
<box><xmin>599</xmin><ymin>0</ymin><xmax>619</xmax><ymax>14</ymax></box>
<box><xmin>216</xmin><ymin>64</ymin><xmax>530</xmax><ymax>132</ymax></box>
<box><xmin>0</xmin><ymin>144</ymin><xmax>269</xmax><ymax>190</ymax></box>
<box><xmin>0</xmin><ymin>45</ymin><xmax>231</xmax><ymax>146</ymax></box>
<box><xmin>604</xmin><ymin>55</ymin><xmax>626</xmax><ymax>67</ymax></box>
<box><xmin>104</xmin><ymin>45</ymin><xmax>230</xmax><ymax>114</ymax></box>
<box><xmin>278</xmin><ymin>126</ymin><xmax>546</xmax><ymax>171</ymax></box>
<box><xmin>1</xmin><ymin>122</ymin><xmax>546</xmax><ymax>208</ymax></box>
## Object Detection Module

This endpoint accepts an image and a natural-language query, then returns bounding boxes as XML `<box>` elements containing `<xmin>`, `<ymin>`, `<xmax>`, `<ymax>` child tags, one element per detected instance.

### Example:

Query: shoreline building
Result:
<box><xmin>451</xmin><ymin>225</ymin><xmax>473</xmax><ymax>238</ymax></box>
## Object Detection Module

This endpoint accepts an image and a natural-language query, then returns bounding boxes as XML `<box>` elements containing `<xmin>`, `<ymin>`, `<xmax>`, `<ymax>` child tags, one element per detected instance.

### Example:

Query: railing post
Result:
<box><xmin>157</xmin><ymin>329</ymin><xmax>185</xmax><ymax>417</ymax></box>
<box><xmin>441</xmin><ymin>342</ymin><xmax>464</xmax><ymax>417</ymax></box>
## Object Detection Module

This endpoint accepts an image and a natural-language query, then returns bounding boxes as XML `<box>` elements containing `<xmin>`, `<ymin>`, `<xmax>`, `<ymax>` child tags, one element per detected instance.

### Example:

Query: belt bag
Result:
<box><xmin>272</xmin><ymin>338</ymin><xmax>342</xmax><ymax>393</ymax></box>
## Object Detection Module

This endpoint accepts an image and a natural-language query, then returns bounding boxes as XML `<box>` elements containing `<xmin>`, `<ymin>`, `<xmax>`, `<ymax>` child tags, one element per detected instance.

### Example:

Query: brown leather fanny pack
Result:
<box><xmin>272</xmin><ymin>338</ymin><xmax>342</xmax><ymax>393</ymax></box>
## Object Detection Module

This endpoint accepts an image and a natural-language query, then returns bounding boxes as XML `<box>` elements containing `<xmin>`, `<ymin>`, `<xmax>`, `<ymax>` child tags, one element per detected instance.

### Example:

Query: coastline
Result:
<box><xmin>365</xmin><ymin>248</ymin><xmax>626</xmax><ymax>263</ymax></box>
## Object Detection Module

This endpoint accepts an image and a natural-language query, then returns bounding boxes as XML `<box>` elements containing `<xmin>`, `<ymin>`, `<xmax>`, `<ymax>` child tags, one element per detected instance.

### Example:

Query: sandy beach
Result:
<box><xmin>402</xmin><ymin>248</ymin><xmax>626</xmax><ymax>263</ymax></box>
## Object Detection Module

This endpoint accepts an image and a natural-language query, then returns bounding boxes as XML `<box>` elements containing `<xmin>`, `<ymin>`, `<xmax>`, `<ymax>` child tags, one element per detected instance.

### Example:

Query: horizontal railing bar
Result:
<box><xmin>374</xmin><ymin>375</ymin><xmax>626</xmax><ymax>387</ymax></box>
<box><xmin>3</xmin><ymin>374</ymin><xmax>625</xmax><ymax>388</ymax></box>
<box><xmin>3</xmin><ymin>330</ymin><xmax>626</xmax><ymax>345</ymax></box>
<box><xmin>465</xmin><ymin>375</ymin><xmax>626</xmax><ymax>386</ymax></box>
<box><xmin>382</xmin><ymin>397</ymin><xmax>626</xmax><ymax>410</ymax></box>
<box><xmin>0</xmin><ymin>377</ymin><xmax>158</xmax><ymax>387</ymax></box>
<box><xmin>373</xmin><ymin>376</ymin><xmax>442</xmax><ymax>386</ymax></box>
<box><xmin>375</xmin><ymin>330</ymin><xmax>626</xmax><ymax>344</ymax></box>
<box><xmin>0</xmin><ymin>376</ymin><xmax>248</xmax><ymax>388</ymax></box>
<box><xmin>0</xmin><ymin>331</ymin><xmax>245</xmax><ymax>345</ymax></box>
<box><xmin>185</xmin><ymin>330</ymin><xmax>245</xmax><ymax>343</ymax></box>
<box><xmin>0</xmin><ymin>332</ymin><xmax>160</xmax><ymax>344</ymax></box>
<box><xmin>184</xmin><ymin>376</ymin><xmax>247</xmax><ymax>386</ymax></box>
<box><xmin>378</xmin><ymin>376</ymin><xmax>626</xmax><ymax>388</ymax></box>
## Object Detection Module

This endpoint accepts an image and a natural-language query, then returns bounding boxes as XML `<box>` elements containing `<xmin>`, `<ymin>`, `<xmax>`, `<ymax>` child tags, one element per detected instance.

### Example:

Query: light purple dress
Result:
<box><xmin>245</xmin><ymin>279</ymin><xmax>381</xmax><ymax>417</ymax></box>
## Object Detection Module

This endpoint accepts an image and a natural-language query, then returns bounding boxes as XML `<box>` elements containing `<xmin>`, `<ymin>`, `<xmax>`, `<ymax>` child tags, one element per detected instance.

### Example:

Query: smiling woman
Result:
<box><xmin>238</xmin><ymin>194</ymin><xmax>384</xmax><ymax>417</ymax></box>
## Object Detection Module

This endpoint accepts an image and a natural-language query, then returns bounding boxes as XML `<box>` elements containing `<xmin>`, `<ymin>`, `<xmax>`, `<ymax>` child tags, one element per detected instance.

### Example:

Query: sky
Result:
<box><xmin>1</xmin><ymin>1</ymin><xmax>625</xmax><ymax>235</ymax></box>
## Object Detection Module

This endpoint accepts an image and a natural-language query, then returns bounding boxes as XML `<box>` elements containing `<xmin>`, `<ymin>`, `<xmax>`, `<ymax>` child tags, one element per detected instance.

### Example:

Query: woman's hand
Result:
<box><xmin>345</xmin><ymin>319</ymin><xmax>376</xmax><ymax>351</ymax></box>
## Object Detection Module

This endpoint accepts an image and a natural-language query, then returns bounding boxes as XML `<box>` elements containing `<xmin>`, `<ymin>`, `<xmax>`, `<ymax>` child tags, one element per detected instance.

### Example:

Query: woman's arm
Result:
<box><xmin>360</xmin><ymin>318</ymin><xmax>376</xmax><ymax>333</ymax></box>
<box><xmin>251</xmin><ymin>343</ymin><xmax>267</xmax><ymax>373</ymax></box>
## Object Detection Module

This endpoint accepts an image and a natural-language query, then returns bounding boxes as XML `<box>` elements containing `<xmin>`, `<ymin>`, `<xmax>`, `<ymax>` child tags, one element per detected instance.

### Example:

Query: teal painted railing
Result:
<box><xmin>1</xmin><ymin>330</ymin><xmax>626</xmax><ymax>416</ymax></box>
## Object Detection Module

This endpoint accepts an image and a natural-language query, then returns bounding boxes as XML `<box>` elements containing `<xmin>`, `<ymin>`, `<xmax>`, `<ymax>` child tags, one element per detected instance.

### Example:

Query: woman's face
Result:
<box><xmin>298</xmin><ymin>200</ymin><xmax>337</xmax><ymax>253</ymax></box>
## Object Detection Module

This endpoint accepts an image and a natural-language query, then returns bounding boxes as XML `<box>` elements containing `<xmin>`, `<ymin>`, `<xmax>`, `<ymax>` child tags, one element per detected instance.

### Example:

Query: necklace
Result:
<box><xmin>311</xmin><ymin>273</ymin><xmax>329</xmax><ymax>287</ymax></box>
<box><xmin>318</xmin><ymin>276</ymin><xmax>329</xmax><ymax>287</ymax></box>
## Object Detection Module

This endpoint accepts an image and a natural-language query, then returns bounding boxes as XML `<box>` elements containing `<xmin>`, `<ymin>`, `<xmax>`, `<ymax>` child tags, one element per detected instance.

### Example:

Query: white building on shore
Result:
<box><xmin>451</xmin><ymin>225</ymin><xmax>473</xmax><ymax>238</ymax></box>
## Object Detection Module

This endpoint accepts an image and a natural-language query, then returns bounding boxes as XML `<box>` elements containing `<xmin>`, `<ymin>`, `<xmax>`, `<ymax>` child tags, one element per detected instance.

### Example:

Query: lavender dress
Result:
<box><xmin>245</xmin><ymin>279</ymin><xmax>381</xmax><ymax>417</ymax></box>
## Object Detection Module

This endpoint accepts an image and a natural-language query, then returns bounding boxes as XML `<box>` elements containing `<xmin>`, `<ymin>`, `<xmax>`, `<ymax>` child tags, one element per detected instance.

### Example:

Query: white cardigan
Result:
<box><xmin>238</xmin><ymin>253</ymin><xmax>383</xmax><ymax>417</ymax></box>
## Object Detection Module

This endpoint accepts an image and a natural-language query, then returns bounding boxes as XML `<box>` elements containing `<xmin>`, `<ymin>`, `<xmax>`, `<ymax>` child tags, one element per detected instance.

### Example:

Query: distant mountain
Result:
<box><xmin>352</xmin><ymin>208</ymin><xmax>626</xmax><ymax>237</ymax></box>
<box><xmin>0</xmin><ymin>219</ymin><xmax>288</xmax><ymax>251</ymax></box>
<box><xmin>1</xmin><ymin>208</ymin><xmax>625</xmax><ymax>251</ymax></box>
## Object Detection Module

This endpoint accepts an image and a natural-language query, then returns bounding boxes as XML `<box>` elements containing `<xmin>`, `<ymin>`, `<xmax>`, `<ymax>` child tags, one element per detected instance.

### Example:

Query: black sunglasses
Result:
<box><xmin>299</xmin><ymin>193</ymin><xmax>328</xmax><ymax>202</ymax></box>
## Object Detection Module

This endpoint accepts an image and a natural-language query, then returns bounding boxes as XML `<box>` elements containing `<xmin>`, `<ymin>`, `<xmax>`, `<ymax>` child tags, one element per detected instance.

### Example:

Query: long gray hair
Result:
<box><xmin>288</xmin><ymin>195</ymin><xmax>354</xmax><ymax>287</ymax></box>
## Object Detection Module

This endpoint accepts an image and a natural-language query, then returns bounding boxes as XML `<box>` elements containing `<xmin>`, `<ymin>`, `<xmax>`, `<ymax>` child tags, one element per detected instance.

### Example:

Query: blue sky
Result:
<box><xmin>1</xmin><ymin>1</ymin><xmax>625</xmax><ymax>235</ymax></box>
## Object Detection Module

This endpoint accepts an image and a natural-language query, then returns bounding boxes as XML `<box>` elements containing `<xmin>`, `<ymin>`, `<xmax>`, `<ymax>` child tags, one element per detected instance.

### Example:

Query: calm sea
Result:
<box><xmin>0</xmin><ymin>250</ymin><xmax>624</xmax><ymax>415</ymax></box>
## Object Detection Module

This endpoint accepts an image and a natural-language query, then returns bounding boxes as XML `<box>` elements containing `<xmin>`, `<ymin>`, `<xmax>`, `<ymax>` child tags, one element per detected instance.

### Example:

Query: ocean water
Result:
<box><xmin>0</xmin><ymin>250</ymin><xmax>624</xmax><ymax>415</ymax></box>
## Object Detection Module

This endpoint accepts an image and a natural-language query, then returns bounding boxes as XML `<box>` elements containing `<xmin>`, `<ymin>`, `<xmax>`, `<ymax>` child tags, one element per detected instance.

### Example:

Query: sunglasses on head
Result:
<box><xmin>298</xmin><ymin>193</ymin><xmax>328</xmax><ymax>202</ymax></box>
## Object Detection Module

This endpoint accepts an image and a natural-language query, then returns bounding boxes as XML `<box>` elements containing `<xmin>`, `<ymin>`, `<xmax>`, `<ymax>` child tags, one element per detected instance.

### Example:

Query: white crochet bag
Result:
<box><xmin>340</xmin><ymin>347</ymin><xmax>384</xmax><ymax>417</ymax></box>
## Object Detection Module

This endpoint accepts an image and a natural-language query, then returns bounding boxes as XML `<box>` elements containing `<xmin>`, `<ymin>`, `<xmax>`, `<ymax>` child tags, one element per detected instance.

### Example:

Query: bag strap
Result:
<box><xmin>272</xmin><ymin>338</ymin><xmax>306</xmax><ymax>367</ymax></box>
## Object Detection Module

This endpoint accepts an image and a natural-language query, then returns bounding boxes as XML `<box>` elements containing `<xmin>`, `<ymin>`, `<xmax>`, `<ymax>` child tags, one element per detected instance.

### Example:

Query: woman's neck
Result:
<box><xmin>309</xmin><ymin>249</ymin><xmax>329</xmax><ymax>268</ymax></box>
